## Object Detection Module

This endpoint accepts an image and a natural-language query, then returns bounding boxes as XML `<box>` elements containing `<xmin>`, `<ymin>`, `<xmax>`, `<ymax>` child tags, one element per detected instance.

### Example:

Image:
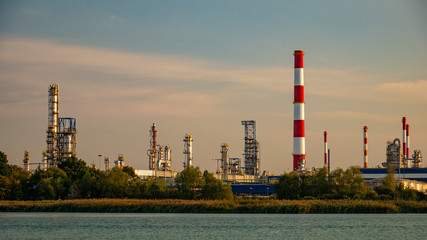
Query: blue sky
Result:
<box><xmin>0</xmin><ymin>0</ymin><xmax>426</xmax><ymax>173</ymax></box>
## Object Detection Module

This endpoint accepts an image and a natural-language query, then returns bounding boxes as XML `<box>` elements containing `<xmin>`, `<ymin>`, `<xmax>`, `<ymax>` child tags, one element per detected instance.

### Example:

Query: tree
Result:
<box><xmin>201</xmin><ymin>170</ymin><xmax>233</xmax><ymax>200</ymax></box>
<box><xmin>122</xmin><ymin>166</ymin><xmax>137</xmax><ymax>178</ymax></box>
<box><xmin>29</xmin><ymin>168</ymin><xmax>70</xmax><ymax>200</ymax></box>
<box><xmin>0</xmin><ymin>164</ymin><xmax>30</xmax><ymax>200</ymax></box>
<box><xmin>0</xmin><ymin>151</ymin><xmax>11</xmax><ymax>177</ymax></box>
<box><xmin>58</xmin><ymin>156</ymin><xmax>88</xmax><ymax>182</ymax></box>
<box><xmin>375</xmin><ymin>166</ymin><xmax>396</xmax><ymax>199</ymax></box>
<box><xmin>73</xmin><ymin>168</ymin><xmax>105</xmax><ymax>199</ymax></box>
<box><xmin>345</xmin><ymin>166</ymin><xmax>369</xmax><ymax>199</ymax></box>
<box><xmin>311</xmin><ymin>167</ymin><xmax>332</xmax><ymax>198</ymax></box>
<box><xmin>175</xmin><ymin>166</ymin><xmax>203</xmax><ymax>199</ymax></box>
<box><xmin>35</xmin><ymin>178</ymin><xmax>56</xmax><ymax>200</ymax></box>
<box><xmin>274</xmin><ymin>171</ymin><xmax>301</xmax><ymax>200</ymax></box>
<box><xmin>146</xmin><ymin>178</ymin><xmax>168</xmax><ymax>199</ymax></box>
<box><xmin>101</xmin><ymin>167</ymin><xmax>129</xmax><ymax>198</ymax></box>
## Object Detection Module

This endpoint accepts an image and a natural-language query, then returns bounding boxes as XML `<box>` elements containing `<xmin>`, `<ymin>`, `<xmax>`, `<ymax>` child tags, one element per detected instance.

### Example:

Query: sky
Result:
<box><xmin>0</xmin><ymin>0</ymin><xmax>426</xmax><ymax>174</ymax></box>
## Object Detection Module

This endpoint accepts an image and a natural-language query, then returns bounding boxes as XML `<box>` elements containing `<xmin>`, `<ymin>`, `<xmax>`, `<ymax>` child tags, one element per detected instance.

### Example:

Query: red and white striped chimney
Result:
<box><xmin>293</xmin><ymin>50</ymin><xmax>305</xmax><ymax>171</ymax></box>
<box><xmin>402</xmin><ymin>117</ymin><xmax>407</xmax><ymax>159</ymax></box>
<box><xmin>324</xmin><ymin>131</ymin><xmax>328</xmax><ymax>168</ymax></box>
<box><xmin>363</xmin><ymin>126</ymin><xmax>368</xmax><ymax>169</ymax></box>
<box><xmin>406</xmin><ymin>124</ymin><xmax>410</xmax><ymax>159</ymax></box>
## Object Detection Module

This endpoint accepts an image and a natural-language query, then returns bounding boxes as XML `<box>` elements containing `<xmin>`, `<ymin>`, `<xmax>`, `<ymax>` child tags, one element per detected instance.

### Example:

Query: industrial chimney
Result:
<box><xmin>293</xmin><ymin>50</ymin><xmax>305</xmax><ymax>171</ymax></box>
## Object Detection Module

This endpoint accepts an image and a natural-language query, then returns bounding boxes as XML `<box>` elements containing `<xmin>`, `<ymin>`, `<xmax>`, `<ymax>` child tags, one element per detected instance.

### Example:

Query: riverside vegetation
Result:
<box><xmin>0</xmin><ymin>151</ymin><xmax>232</xmax><ymax>201</ymax></box>
<box><xmin>1</xmin><ymin>199</ymin><xmax>426</xmax><ymax>213</ymax></box>
<box><xmin>1</xmin><ymin>151</ymin><xmax>426</xmax><ymax>213</ymax></box>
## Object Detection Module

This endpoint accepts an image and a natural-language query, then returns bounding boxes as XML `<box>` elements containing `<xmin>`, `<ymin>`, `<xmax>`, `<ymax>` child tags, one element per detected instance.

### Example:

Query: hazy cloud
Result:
<box><xmin>110</xmin><ymin>15</ymin><xmax>125</xmax><ymax>23</ymax></box>
<box><xmin>0</xmin><ymin>37</ymin><xmax>425</xmax><ymax>172</ymax></box>
<box><xmin>376</xmin><ymin>80</ymin><xmax>427</xmax><ymax>104</ymax></box>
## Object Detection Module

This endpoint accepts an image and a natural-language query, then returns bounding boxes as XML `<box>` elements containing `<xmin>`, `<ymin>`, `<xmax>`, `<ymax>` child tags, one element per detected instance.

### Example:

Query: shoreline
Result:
<box><xmin>1</xmin><ymin>199</ymin><xmax>426</xmax><ymax>214</ymax></box>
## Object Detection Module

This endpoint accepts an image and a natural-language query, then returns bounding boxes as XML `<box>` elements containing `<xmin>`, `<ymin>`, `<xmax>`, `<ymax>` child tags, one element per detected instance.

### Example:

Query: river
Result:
<box><xmin>1</xmin><ymin>212</ymin><xmax>426</xmax><ymax>239</ymax></box>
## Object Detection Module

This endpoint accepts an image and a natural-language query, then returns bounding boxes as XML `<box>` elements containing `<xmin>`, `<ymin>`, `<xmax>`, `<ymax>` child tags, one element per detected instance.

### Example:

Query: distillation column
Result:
<box><xmin>23</xmin><ymin>151</ymin><xmax>30</xmax><ymax>172</ymax></box>
<box><xmin>406</xmin><ymin>124</ymin><xmax>410</xmax><ymax>160</ymax></box>
<box><xmin>324</xmin><ymin>131</ymin><xmax>328</xmax><ymax>168</ymax></box>
<box><xmin>104</xmin><ymin>157</ymin><xmax>110</xmax><ymax>171</ymax></box>
<box><xmin>183</xmin><ymin>134</ymin><xmax>193</xmax><ymax>169</ymax></box>
<box><xmin>363</xmin><ymin>126</ymin><xmax>368</xmax><ymax>168</ymax></box>
<box><xmin>402</xmin><ymin>117</ymin><xmax>407</xmax><ymax>160</ymax></box>
<box><xmin>147</xmin><ymin>123</ymin><xmax>157</xmax><ymax>170</ymax></box>
<box><xmin>46</xmin><ymin>84</ymin><xmax>59</xmax><ymax>167</ymax></box>
<box><xmin>293</xmin><ymin>50</ymin><xmax>305</xmax><ymax>171</ymax></box>
<box><xmin>220</xmin><ymin>143</ymin><xmax>229</xmax><ymax>180</ymax></box>
<box><xmin>42</xmin><ymin>151</ymin><xmax>48</xmax><ymax>170</ymax></box>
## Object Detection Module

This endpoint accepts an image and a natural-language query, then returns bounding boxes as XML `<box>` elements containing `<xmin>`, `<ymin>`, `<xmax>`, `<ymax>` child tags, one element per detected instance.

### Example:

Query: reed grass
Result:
<box><xmin>0</xmin><ymin>199</ymin><xmax>425</xmax><ymax>213</ymax></box>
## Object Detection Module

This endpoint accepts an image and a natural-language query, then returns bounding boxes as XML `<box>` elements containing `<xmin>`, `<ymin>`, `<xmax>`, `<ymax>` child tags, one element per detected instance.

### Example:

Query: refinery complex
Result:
<box><xmin>21</xmin><ymin>50</ymin><xmax>427</xmax><ymax>195</ymax></box>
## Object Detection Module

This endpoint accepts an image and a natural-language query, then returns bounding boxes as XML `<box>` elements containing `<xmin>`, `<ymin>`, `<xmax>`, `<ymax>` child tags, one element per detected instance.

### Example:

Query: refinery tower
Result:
<box><xmin>46</xmin><ymin>84</ymin><xmax>77</xmax><ymax>167</ymax></box>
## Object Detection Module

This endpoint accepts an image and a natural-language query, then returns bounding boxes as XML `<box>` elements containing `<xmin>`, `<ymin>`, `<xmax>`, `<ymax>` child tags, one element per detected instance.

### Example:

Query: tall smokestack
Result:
<box><xmin>293</xmin><ymin>50</ymin><xmax>305</xmax><ymax>171</ymax></box>
<box><xmin>402</xmin><ymin>117</ymin><xmax>406</xmax><ymax>159</ymax></box>
<box><xmin>363</xmin><ymin>126</ymin><xmax>368</xmax><ymax>169</ymax></box>
<box><xmin>324</xmin><ymin>131</ymin><xmax>328</xmax><ymax>168</ymax></box>
<box><xmin>406</xmin><ymin>124</ymin><xmax>410</xmax><ymax>160</ymax></box>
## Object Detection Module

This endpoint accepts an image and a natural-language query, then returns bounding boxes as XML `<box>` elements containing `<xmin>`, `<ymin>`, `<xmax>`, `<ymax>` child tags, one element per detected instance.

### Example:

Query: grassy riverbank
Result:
<box><xmin>1</xmin><ymin>199</ymin><xmax>426</xmax><ymax>213</ymax></box>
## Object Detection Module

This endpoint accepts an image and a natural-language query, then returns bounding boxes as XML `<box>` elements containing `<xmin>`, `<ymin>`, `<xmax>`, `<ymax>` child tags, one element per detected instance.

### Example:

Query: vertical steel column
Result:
<box><xmin>363</xmin><ymin>126</ymin><xmax>368</xmax><ymax>169</ymax></box>
<box><xmin>406</xmin><ymin>124</ymin><xmax>410</xmax><ymax>160</ymax></box>
<box><xmin>324</xmin><ymin>131</ymin><xmax>328</xmax><ymax>168</ymax></box>
<box><xmin>402</xmin><ymin>117</ymin><xmax>406</xmax><ymax>159</ymax></box>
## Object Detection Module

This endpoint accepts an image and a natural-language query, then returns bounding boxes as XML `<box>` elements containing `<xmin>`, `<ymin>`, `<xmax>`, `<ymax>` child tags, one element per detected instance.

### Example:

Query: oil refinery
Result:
<box><xmin>21</xmin><ymin>50</ymin><xmax>427</xmax><ymax>195</ymax></box>
<box><xmin>360</xmin><ymin>117</ymin><xmax>426</xmax><ymax>183</ymax></box>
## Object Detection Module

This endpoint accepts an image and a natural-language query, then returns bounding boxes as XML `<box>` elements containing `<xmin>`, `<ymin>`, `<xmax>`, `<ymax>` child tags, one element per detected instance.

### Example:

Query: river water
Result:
<box><xmin>1</xmin><ymin>212</ymin><xmax>426</xmax><ymax>239</ymax></box>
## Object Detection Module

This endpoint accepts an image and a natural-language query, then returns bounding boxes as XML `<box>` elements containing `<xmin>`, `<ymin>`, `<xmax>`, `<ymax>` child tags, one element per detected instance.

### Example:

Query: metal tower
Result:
<box><xmin>220</xmin><ymin>143</ymin><xmax>229</xmax><ymax>180</ymax></box>
<box><xmin>183</xmin><ymin>134</ymin><xmax>193</xmax><ymax>169</ymax></box>
<box><xmin>23</xmin><ymin>151</ymin><xmax>30</xmax><ymax>172</ymax></box>
<box><xmin>104</xmin><ymin>157</ymin><xmax>110</xmax><ymax>171</ymax></box>
<box><xmin>46</xmin><ymin>84</ymin><xmax>59</xmax><ymax>167</ymax></box>
<box><xmin>114</xmin><ymin>154</ymin><xmax>125</xmax><ymax>168</ymax></box>
<box><xmin>58</xmin><ymin>118</ymin><xmax>77</xmax><ymax>162</ymax></box>
<box><xmin>241</xmin><ymin>120</ymin><xmax>260</xmax><ymax>176</ymax></box>
<box><xmin>147</xmin><ymin>123</ymin><xmax>158</xmax><ymax>170</ymax></box>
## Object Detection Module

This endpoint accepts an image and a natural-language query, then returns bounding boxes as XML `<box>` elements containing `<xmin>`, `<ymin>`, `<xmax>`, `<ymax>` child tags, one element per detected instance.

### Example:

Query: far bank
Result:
<box><xmin>1</xmin><ymin>199</ymin><xmax>426</xmax><ymax>214</ymax></box>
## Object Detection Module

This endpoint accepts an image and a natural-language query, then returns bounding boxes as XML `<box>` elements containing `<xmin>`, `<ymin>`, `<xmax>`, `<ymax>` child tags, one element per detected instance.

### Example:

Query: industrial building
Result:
<box><xmin>23</xmin><ymin>84</ymin><xmax>78</xmax><ymax>171</ymax></box>
<box><xmin>23</xmin><ymin>50</ymin><xmax>426</xmax><ymax>196</ymax></box>
<box><xmin>360</xmin><ymin>117</ymin><xmax>426</xmax><ymax>184</ymax></box>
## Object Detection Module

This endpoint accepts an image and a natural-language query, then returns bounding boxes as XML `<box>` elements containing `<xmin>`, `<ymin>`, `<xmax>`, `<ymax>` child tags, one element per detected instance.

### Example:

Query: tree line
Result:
<box><xmin>0</xmin><ymin>151</ymin><xmax>232</xmax><ymax>201</ymax></box>
<box><xmin>274</xmin><ymin>166</ymin><xmax>426</xmax><ymax>201</ymax></box>
<box><xmin>1</xmin><ymin>150</ymin><xmax>425</xmax><ymax>201</ymax></box>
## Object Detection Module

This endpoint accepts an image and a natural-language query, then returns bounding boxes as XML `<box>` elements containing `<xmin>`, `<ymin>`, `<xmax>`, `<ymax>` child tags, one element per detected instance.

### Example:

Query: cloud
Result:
<box><xmin>376</xmin><ymin>80</ymin><xmax>427</xmax><ymax>104</ymax></box>
<box><xmin>311</xmin><ymin>111</ymin><xmax>395</xmax><ymax>123</ymax></box>
<box><xmin>0</xmin><ymin>37</ymin><xmax>289</xmax><ymax>90</ymax></box>
<box><xmin>110</xmin><ymin>15</ymin><xmax>125</xmax><ymax>23</ymax></box>
<box><xmin>1</xmin><ymin>36</ymin><xmax>425</xmax><ymax>120</ymax></box>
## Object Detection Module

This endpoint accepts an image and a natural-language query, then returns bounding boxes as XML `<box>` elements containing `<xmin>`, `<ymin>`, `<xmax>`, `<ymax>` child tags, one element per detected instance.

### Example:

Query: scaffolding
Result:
<box><xmin>58</xmin><ymin>118</ymin><xmax>77</xmax><ymax>162</ymax></box>
<box><xmin>241</xmin><ymin>120</ymin><xmax>260</xmax><ymax>176</ymax></box>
